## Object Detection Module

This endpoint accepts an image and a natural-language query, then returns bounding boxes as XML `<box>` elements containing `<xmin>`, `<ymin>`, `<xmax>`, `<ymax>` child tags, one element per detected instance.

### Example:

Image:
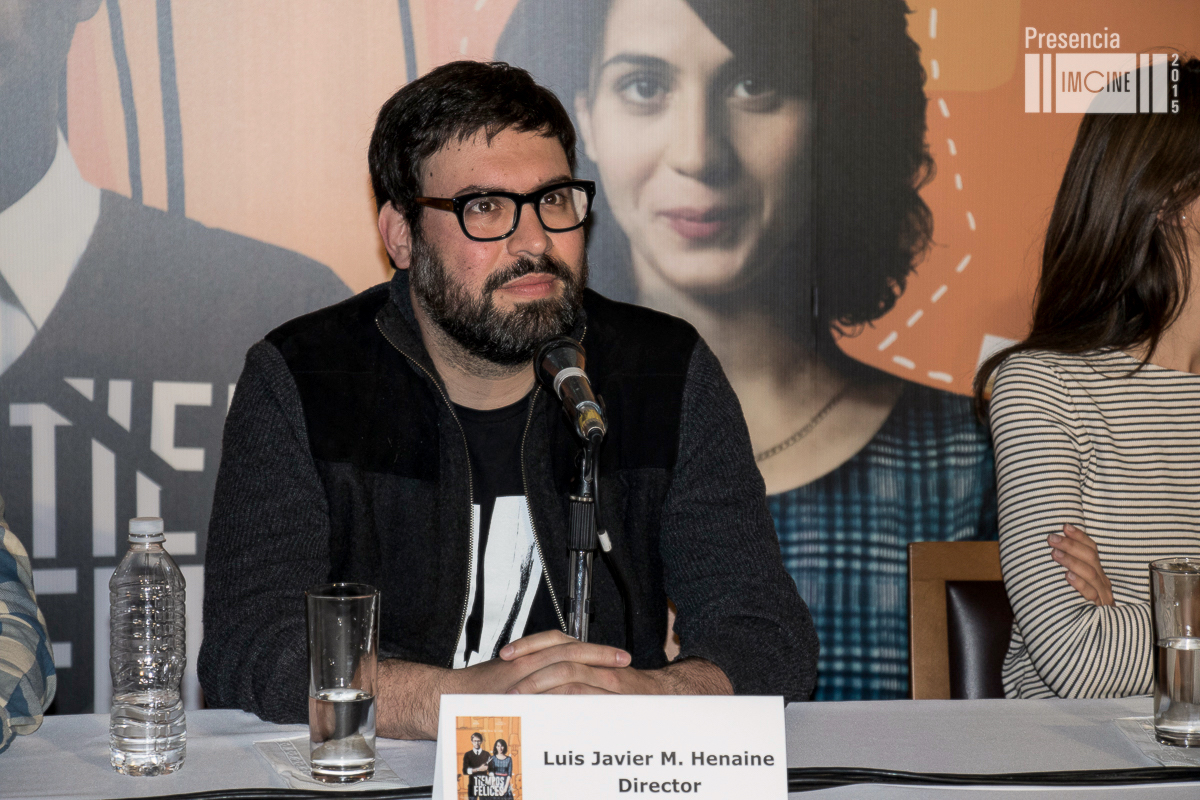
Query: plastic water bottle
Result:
<box><xmin>109</xmin><ymin>517</ymin><xmax>187</xmax><ymax>775</ymax></box>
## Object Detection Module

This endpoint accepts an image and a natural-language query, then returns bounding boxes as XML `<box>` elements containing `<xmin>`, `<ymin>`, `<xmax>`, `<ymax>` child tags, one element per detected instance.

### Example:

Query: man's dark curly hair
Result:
<box><xmin>368</xmin><ymin>60</ymin><xmax>577</xmax><ymax>229</ymax></box>
<box><xmin>495</xmin><ymin>0</ymin><xmax>933</xmax><ymax>337</ymax></box>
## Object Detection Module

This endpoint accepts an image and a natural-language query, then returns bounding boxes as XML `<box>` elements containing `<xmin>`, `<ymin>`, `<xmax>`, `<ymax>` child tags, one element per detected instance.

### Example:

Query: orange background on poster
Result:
<box><xmin>839</xmin><ymin>0</ymin><xmax>1200</xmax><ymax>392</ymax></box>
<box><xmin>63</xmin><ymin>0</ymin><xmax>1200</xmax><ymax>395</ymax></box>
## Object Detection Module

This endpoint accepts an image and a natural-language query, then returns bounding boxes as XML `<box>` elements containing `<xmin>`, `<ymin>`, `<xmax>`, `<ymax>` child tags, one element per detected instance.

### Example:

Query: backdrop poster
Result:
<box><xmin>0</xmin><ymin>0</ymin><xmax>1195</xmax><ymax>711</ymax></box>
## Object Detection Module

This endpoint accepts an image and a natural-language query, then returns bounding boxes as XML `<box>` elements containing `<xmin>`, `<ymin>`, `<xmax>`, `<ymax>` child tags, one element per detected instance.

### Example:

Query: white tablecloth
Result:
<box><xmin>4</xmin><ymin>696</ymin><xmax>1199</xmax><ymax>798</ymax></box>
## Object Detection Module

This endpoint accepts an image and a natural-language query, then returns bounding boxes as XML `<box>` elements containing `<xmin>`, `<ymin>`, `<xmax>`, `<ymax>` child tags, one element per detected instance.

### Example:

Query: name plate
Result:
<box><xmin>432</xmin><ymin>694</ymin><xmax>786</xmax><ymax>799</ymax></box>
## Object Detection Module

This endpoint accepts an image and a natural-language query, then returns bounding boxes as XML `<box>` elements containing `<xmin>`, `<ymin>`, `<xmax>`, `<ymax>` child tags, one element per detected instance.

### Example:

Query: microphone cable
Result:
<box><xmin>586</xmin><ymin>445</ymin><xmax>637</xmax><ymax>656</ymax></box>
<box><xmin>785</xmin><ymin>764</ymin><xmax>1200</xmax><ymax>791</ymax></box>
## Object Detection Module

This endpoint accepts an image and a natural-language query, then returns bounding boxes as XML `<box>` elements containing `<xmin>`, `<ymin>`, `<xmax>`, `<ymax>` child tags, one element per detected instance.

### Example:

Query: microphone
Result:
<box><xmin>534</xmin><ymin>337</ymin><xmax>606</xmax><ymax>443</ymax></box>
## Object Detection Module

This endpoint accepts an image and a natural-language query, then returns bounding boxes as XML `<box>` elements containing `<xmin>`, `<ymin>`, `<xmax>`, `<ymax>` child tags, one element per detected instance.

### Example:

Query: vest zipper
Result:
<box><xmin>375</xmin><ymin>319</ymin><xmax>476</xmax><ymax>668</ymax></box>
<box><xmin>519</xmin><ymin>385</ymin><xmax>568</xmax><ymax>633</ymax></box>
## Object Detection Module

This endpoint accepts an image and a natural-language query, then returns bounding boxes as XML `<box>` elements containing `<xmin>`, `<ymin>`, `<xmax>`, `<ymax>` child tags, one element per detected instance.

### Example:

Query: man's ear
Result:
<box><xmin>574</xmin><ymin>93</ymin><xmax>597</xmax><ymax>163</ymax></box>
<box><xmin>378</xmin><ymin>202</ymin><xmax>413</xmax><ymax>270</ymax></box>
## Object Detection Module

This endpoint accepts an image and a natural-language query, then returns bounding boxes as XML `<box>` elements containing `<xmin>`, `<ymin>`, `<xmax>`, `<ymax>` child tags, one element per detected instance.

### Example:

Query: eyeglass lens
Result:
<box><xmin>462</xmin><ymin>185</ymin><xmax>590</xmax><ymax>239</ymax></box>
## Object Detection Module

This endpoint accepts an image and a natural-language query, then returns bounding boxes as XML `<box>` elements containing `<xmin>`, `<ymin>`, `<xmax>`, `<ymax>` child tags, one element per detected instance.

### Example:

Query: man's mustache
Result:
<box><xmin>482</xmin><ymin>255</ymin><xmax>575</xmax><ymax>295</ymax></box>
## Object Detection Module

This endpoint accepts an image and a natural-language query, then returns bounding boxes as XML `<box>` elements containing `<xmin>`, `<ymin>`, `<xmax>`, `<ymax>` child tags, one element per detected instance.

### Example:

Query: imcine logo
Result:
<box><xmin>1023</xmin><ymin>27</ymin><xmax>1180</xmax><ymax>114</ymax></box>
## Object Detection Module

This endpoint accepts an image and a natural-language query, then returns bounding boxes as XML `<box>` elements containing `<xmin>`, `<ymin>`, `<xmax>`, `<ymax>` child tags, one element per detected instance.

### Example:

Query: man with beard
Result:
<box><xmin>198</xmin><ymin>61</ymin><xmax>817</xmax><ymax>739</ymax></box>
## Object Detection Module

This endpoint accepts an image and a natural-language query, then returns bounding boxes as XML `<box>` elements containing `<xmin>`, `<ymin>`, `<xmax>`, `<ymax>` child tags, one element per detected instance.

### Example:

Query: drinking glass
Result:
<box><xmin>306</xmin><ymin>583</ymin><xmax>379</xmax><ymax>781</ymax></box>
<box><xmin>1151</xmin><ymin>558</ymin><xmax>1200</xmax><ymax>746</ymax></box>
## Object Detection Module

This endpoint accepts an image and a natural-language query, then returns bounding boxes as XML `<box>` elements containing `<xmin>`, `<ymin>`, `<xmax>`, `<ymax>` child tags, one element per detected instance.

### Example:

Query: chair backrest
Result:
<box><xmin>945</xmin><ymin>580</ymin><xmax>1014</xmax><ymax>698</ymax></box>
<box><xmin>908</xmin><ymin>541</ymin><xmax>1010</xmax><ymax>699</ymax></box>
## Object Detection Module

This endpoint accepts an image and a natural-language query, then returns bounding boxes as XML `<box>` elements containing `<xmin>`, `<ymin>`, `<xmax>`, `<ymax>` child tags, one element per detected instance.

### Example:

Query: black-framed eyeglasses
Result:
<box><xmin>414</xmin><ymin>180</ymin><xmax>596</xmax><ymax>242</ymax></box>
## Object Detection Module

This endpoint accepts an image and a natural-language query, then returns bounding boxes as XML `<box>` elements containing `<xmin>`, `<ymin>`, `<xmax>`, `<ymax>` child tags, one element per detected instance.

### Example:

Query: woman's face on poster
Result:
<box><xmin>576</xmin><ymin>0</ymin><xmax>807</xmax><ymax>295</ymax></box>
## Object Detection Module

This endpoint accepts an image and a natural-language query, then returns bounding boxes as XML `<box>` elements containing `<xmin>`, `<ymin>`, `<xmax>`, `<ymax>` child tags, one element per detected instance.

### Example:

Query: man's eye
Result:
<box><xmin>541</xmin><ymin>190</ymin><xmax>566</xmax><ymax>206</ymax></box>
<box><xmin>466</xmin><ymin>198</ymin><xmax>497</xmax><ymax>215</ymax></box>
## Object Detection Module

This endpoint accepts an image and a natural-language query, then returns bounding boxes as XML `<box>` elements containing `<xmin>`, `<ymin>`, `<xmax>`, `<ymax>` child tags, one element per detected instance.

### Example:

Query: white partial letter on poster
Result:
<box><xmin>151</xmin><ymin>381</ymin><xmax>212</xmax><ymax>471</ymax></box>
<box><xmin>92</xmin><ymin>439</ymin><xmax>116</xmax><ymax>557</ymax></box>
<box><xmin>136</xmin><ymin>472</ymin><xmax>161</xmax><ymax>518</ymax></box>
<box><xmin>108</xmin><ymin>379</ymin><xmax>132</xmax><ymax>430</ymax></box>
<box><xmin>10</xmin><ymin>403</ymin><xmax>71</xmax><ymax>558</ymax></box>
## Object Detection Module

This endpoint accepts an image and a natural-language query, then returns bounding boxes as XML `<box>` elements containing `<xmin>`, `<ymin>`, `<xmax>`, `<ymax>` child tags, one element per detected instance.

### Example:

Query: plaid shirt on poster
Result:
<box><xmin>0</xmin><ymin>500</ymin><xmax>56</xmax><ymax>754</ymax></box>
<box><xmin>768</xmin><ymin>382</ymin><xmax>997</xmax><ymax>701</ymax></box>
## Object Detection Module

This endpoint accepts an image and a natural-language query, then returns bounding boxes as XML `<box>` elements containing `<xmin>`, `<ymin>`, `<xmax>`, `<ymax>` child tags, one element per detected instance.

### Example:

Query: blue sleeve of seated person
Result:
<box><xmin>0</xmin><ymin>503</ymin><xmax>56</xmax><ymax>754</ymax></box>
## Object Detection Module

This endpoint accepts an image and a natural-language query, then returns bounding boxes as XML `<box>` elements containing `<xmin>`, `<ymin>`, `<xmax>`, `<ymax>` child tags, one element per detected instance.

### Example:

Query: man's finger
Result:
<box><xmin>544</xmin><ymin>684</ymin><xmax>618</xmax><ymax>695</ymax></box>
<box><xmin>519</xmin><ymin>640</ymin><xmax>631</xmax><ymax>672</ymax></box>
<box><xmin>499</xmin><ymin>630</ymin><xmax>575</xmax><ymax>660</ymax></box>
<box><xmin>508</xmin><ymin>661</ymin><xmax>622</xmax><ymax>695</ymax></box>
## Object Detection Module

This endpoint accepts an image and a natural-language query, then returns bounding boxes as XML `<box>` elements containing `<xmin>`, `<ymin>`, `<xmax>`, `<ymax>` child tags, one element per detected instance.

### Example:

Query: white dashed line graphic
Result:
<box><xmin>873</xmin><ymin>6</ymin><xmax>977</xmax><ymax>390</ymax></box>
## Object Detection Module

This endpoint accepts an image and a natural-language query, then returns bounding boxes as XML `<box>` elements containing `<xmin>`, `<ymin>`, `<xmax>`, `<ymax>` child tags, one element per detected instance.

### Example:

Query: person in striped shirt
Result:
<box><xmin>975</xmin><ymin>57</ymin><xmax>1200</xmax><ymax>699</ymax></box>
<box><xmin>0</xmin><ymin>493</ymin><xmax>56</xmax><ymax>752</ymax></box>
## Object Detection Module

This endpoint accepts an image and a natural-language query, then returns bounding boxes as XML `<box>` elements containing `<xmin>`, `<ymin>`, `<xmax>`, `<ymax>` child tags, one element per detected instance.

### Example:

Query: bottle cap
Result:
<box><xmin>129</xmin><ymin>517</ymin><xmax>165</xmax><ymax>543</ymax></box>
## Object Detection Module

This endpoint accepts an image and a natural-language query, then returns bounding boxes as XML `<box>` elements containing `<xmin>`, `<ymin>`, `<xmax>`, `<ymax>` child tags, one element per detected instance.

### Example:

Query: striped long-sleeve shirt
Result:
<box><xmin>991</xmin><ymin>350</ymin><xmax>1200</xmax><ymax>699</ymax></box>
<box><xmin>0</xmin><ymin>496</ymin><xmax>55</xmax><ymax>754</ymax></box>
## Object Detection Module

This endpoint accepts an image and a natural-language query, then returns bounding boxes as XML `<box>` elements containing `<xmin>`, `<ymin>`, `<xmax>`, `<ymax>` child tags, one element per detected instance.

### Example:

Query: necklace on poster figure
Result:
<box><xmin>754</xmin><ymin>385</ymin><xmax>850</xmax><ymax>463</ymax></box>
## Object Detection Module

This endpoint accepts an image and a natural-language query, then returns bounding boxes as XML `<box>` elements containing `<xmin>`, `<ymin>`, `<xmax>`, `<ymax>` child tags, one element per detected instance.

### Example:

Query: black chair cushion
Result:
<box><xmin>945</xmin><ymin>580</ymin><xmax>1014</xmax><ymax>699</ymax></box>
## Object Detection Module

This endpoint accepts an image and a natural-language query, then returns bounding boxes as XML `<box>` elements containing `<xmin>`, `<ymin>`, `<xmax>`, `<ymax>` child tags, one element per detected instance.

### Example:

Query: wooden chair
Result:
<box><xmin>908</xmin><ymin>540</ymin><xmax>1010</xmax><ymax>699</ymax></box>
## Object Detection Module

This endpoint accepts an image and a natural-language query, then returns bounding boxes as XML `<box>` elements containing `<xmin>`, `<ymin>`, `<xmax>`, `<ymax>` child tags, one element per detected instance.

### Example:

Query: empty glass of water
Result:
<box><xmin>1151</xmin><ymin>558</ymin><xmax>1200</xmax><ymax>746</ymax></box>
<box><xmin>306</xmin><ymin>583</ymin><xmax>379</xmax><ymax>782</ymax></box>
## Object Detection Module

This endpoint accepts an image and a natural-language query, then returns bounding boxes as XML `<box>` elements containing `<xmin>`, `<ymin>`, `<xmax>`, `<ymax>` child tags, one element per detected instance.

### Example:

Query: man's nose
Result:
<box><xmin>505</xmin><ymin>201</ymin><xmax>550</xmax><ymax>258</ymax></box>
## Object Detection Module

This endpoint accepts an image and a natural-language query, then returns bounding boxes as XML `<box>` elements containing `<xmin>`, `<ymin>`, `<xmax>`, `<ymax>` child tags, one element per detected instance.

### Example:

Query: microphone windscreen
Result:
<box><xmin>534</xmin><ymin>337</ymin><xmax>586</xmax><ymax>393</ymax></box>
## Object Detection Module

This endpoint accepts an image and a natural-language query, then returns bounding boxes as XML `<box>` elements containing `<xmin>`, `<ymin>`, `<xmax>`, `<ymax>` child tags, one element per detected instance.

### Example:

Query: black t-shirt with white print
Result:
<box><xmin>452</xmin><ymin>393</ymin><xmax>560</xmax><ymax>668</ymax></box>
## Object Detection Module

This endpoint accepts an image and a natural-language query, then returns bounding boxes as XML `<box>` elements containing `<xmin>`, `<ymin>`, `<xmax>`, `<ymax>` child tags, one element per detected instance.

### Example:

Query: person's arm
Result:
<box><xmin>198</xmin><ymin>341</ymin><xmax>334</xmax><ymax>722</ymax></box>
<box><xmin>991</xmin><ymin>355</ymin><xmax>1152</xmax><ymax>697</ymax></box>
<box><xmin>657</xmin><ymin>339</ymin><xmax>818</xmax><ymax>701</ymax></box>
<box><xmin>0</xmin><ymin>501</ymin><xmax>55</xmax><ymax>754</ymax></box>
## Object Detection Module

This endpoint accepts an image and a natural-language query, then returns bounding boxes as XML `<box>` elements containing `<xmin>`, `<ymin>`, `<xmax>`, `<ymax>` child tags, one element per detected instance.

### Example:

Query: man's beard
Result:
<box><xmin>409</xmin><ymin>226</ymin><xmax>587</xmax><ymax>366</ymax></box>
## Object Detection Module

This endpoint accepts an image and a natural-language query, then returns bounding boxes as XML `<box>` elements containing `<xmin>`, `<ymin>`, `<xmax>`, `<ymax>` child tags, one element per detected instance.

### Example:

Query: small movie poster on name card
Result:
<box><xmin>456</xmin><ymin>716</ymin><xmax>522</xmax><ymax>799</ymax></box>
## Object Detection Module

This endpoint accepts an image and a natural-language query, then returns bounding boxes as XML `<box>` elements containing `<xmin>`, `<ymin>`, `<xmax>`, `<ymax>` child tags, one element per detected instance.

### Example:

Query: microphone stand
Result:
<box><xmin>567</xmin><ymin>434</ymin><xmax>601</xmax><ymax>642</ymax></box>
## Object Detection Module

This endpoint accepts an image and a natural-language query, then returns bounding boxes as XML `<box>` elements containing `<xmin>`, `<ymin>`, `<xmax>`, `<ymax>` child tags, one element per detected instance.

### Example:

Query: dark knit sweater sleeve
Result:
<box><xmin>662</xmin><ymin>339</ymin><xmax>818</xmax><ymax>702</ymax></box>
<box><xmin>197</xmin><ymin>340</ymin><xmax>331</xmax><ymax>723</ymax></box>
